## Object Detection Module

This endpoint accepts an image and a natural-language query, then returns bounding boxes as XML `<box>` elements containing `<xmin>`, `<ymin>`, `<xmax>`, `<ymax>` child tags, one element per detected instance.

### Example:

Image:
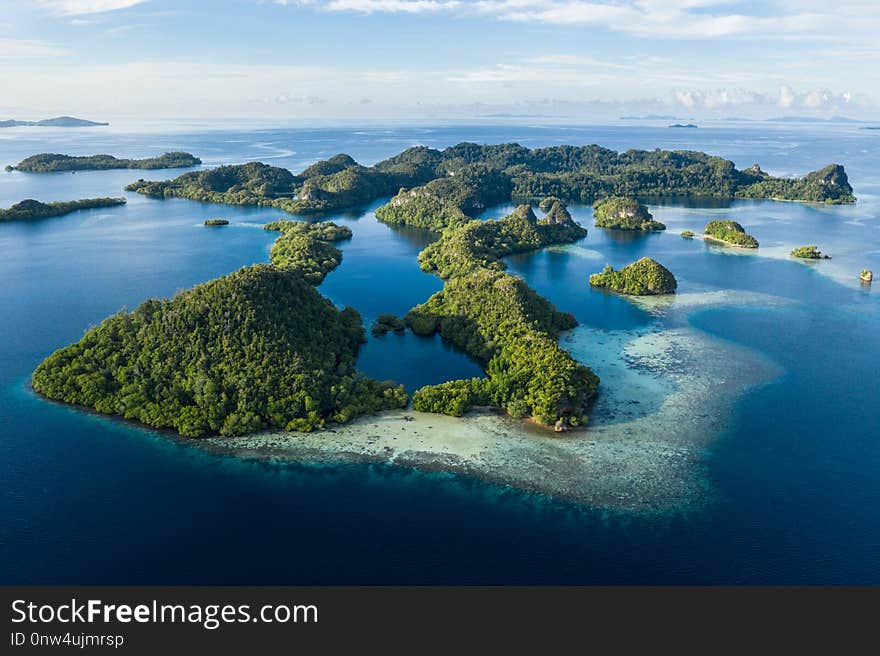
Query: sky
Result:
<box><xmin>1</xmin><ymin>0</ymin><xmax>878</xmax><ymax>122</ymax></box>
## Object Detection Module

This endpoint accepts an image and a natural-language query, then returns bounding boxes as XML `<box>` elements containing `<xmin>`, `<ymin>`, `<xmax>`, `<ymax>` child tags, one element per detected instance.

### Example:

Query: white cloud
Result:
<box><xmin>38</xmin><ymin>0</ymin><xmax>148</xmax><ymax>16</ymax></box>
<box><xmin>672</xmin><ymin>85</ymin><xmax>861</xmax><ymax>113</ymax></box>
<box><xmin>0</xmin><ymin>38</ymin><xmax>70</xmax><ymax>58</ymax></box>
<box><xmin>278</xmin><ymin>0</ymin><xmax>460</xmax><ymax>11</ymax></box>
<box><xmin>778</xmin><ymin>85</ymin><xmax>796</xmax><ymax>109</ymax></box>
<box><xmin>288</xmin><ymin>0</ymin><xmax>878</xmax><ymax>40</ymax></box>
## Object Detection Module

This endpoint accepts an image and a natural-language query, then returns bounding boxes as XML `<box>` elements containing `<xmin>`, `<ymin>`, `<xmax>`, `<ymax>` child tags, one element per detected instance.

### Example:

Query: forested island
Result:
<box><xmin>371</xmin><ymin>314</ymin><xmax>406</xmax><ymax>336</ymax></box>
<box><xmin>0</xmin><ymin>116</ymin><xmax>108</xmax><ymax>128</ymax></box>
<box><xmin>592</xmin><ymin>197</ymin><xmax>666</xmax><ymax>231</ymax></box>
<box><xmin>125</xmin><ymin>142</ymin><xmax>856</xmax><ymax>216</ymax></box>
<box><xmin>735</xmin><ymin>164</ymin><xmax>854</xmax><ymax>204</ymax></box>
<box><xmin>704</xmin><ymin>220</ymin><xmax>760</xmax><ymax>248</ymax></box>
<box><xmin>32</xmin><ymin>221</ymin><xmax>406</xmax><ymax>437</ymax></box>
<box><xmin>589</xmin><ymin>258</ymin><xmax>678</xmax><ymax>295</ymax></box>
<box><xmin>31</xmin><ymin>141</ymin><xmax>861</xmax><ymax>438</ymax></box>
<box><xmin>9</xmin><ymin>152</ymin><xmax>201</xmax><ymax>172</ymax></box>
<box><xmin>204</xmin><ymin>218</ymin><xmax>228</xmax><ymax>226</ymax></box>
<box><xmin>0</xmin><ymin>197</ymin><xmax>126</xmax><ymax>222</ymax></box>
<box><xmin>791</xmin><ymin>245</ymin><xmax>829</xmax><ymax>259</ymax></box>
<box><xmin>393</xmin><ymin>200</ymin><xmax>598</xmax><ymax>427</ymax></box>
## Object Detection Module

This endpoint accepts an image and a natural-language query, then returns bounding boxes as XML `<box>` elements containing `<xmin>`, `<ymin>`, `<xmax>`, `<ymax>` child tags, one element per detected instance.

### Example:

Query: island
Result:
<box><xmin>401</xmin><ymin>200</ymin><xmax>598</xmax><ymax>428</ymax></box>
<box><xmin>32</xmin><ymin>221</ymin><xmax>406</xmax><ymax>437</ymax></box>
<box><xmin>681</xmin><ymin>230</ymin><xmax>695</xmax><ymax>238</ymax></box>
<box><xmin>371</xmin><ymin>314</ymin><xmax>406</xmax><ymax>336</ymax></box>
<box><xmin>704</xmin><ymin>220</ymin><xmax>759</xmax><ymax>248</ymax></box>
<box><xmin>589</xmin><ymin>258</ymin><xmax>678</xmax><ymax>295</ymax></box>
<box><xmin>735</xmin><ymin>164</ymin><xmax>855</xmax><ymax>204</ymax></box>
<box><xmin>592</xmin><ymin>197</ymin><xmax>666</xmax><ymax>231</ymax></box>
<box><xmin>8</xmin><ymin>152</ymin><xmax>201</xmax><ymax>173</ymax></box>
<box><xmin>29</xmin><ymin>206</ymin><xmax>559</xmax><ymax>438</ymax></box>
<box><xmin>669</xmin><ymin>124</ymin><xmax>698</xmax><ymax>129</ymax></box>
<box><xmin>32</xmin><ymin>141</ymin><xmax>860</xmax><ymax>440</ymax></box>
<box><xmin>0</xmin><ymin>116</ymin><xmax>109</xmax><ymax>128</ymax></box>
<box><xmin>204</xmin><ymin>218</ymin><xmax>229</xmax><ymax>226</ymax></box>
<box><xmin>125</xmin><ymin>142</ymin><xmax>857</xmax><ymax>216</ymax></box>
<box><xmin>0</xmin><ymin>197</ymin><xmax>126</xmax><ymax>222</ymax></box>
<box><xmin>791</xmin><ymin>245</ymin><xmax>829</xmax><ymax>259</ymax></box>
<box><xmin>861</xmin><ymin>270</ymin><xmax>873</xmax><ymax>283</ymax></box>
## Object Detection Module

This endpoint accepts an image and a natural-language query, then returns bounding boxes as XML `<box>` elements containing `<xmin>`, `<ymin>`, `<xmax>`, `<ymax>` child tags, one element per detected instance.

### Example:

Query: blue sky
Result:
<box><xmin>2</xmin><ymin>0</ymin><xmax>878</xmax><ymax>121</ymax></box>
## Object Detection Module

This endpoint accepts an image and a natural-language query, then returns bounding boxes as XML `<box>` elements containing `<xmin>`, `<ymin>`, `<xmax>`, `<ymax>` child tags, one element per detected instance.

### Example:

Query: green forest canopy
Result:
<box><xmin>32</xmin><ymin>221</ymin><xmax>406</xmax><ymax>437</ymax></box>
<box><xmin>0</xmin><ymin>197</ymin><xmax>126</xmax><ymax>222</ymax></box>
<box><xmin>589</xmin><ymin>258</ymin><xmax>678</xmax><ymax>296</ymax></box>
<box><xmin>125</xmin><ymin>142</ymin><xmax>855</xmax><ymax>217</ymax></box>
<box><xmin>704</xmin><ymin>219</ymin><xmax>760</xmax><ymax>248</ymax></box>
<box><xmin>403</xmin><ymin>200</ymin><xmax>599</xmax><ymax>426</ymax></box>
<box><xmin>592</xmin><ymin>196</ymin><xmax>666</xmax><ymax>231</ymax></box>
<box><xmin>10</xmin><ymin>152</ymin><xmax>201</xmax><ymax>172</ymax></box>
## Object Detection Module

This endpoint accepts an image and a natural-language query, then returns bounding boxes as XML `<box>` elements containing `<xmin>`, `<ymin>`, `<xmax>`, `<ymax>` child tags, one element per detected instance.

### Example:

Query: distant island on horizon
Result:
<box><xmin>669</xmin><ymin>123</ymin><xmax>698</xmax><ymax>128</ymax></box>
<box><xmin>0</xmin><ymin>116</ymin><xmax>109</xmax><ymax>128</ymax></box>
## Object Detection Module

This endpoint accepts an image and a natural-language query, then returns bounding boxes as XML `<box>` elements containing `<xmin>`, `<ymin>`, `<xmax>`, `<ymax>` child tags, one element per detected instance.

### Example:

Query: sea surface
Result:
<box><xmin>1</xmin><ymin>121</ymin><xmax>878</xmax><ymax>583</ymax></box>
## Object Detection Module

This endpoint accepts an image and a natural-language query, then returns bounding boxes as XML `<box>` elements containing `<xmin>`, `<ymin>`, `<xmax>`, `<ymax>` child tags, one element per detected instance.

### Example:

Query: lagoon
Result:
<box><xmin>1</xmin><ymin>122</ymin><xmax>878</xmax><ymax>583</ymax></box>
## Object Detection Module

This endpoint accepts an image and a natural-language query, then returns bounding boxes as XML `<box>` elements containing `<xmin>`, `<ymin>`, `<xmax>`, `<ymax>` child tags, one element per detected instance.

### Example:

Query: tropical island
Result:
<box><xmin>791</xmin><ymin>245</ymin><xmax>829</xmax><ymax>259</ymax></box>
<box><xmin>735</xmin><ymin>164</ymin><xmax>855</xmax><ymax>204</ymax></box>
<box><xmin>30</xmin><ymin>142</ymin><xmax>861</xmax><ymax>440</ymax></box>
<box><xmin>32</xmin><ymin>221</ymin><xmax>406</xmax><ymax>437</ymax></box>
<box><xmin>0</xmin><ymin>197</ymin><xmax>126</xmax><ymax>222</ymax></box>
<box><xmin>204</xmin><ymin>218</ymin><xmax>229</xmax><ymax>226</ymax></box>
<box><xmin>681</xmin><ymin>230</ymin><xmax>695</xmax><ymax>238</ymax></box>
<box><xmin>8</xmin><ymin>152</ymin><xmax>201</xmax><ymax>172</ymax></box>
<box><xmin>400</xmin><ymin>200</ymin><xmax>598</xmax><ymax>428</ymax></box>
<box><xmin>0</xmin><ymin>116</ymin><xmax>108</xmax><ymax>128</ymax></box>
<box><xmin>589</xmin><ymin>258</ymin><xmax>678</xmax><ymax>295</ymax></box>
<box><xmin>371</xmin><ymin>314</ymin><xmax>406</xmax><ymax>336</ymax></box>
<box><xmin>125</xmin><ymin>142</ymin><xmax>856</xmax><ymax>216</ymax></box>
<box><xmin>592</xmin><ymin>197</ymin><xmax>666</xmax><ymax>231</ymax></box>
<box><xmin>33</xmin><ymin>195</ymin><xmax>599</xmax><ymax>434</ymax></box>
<box><xmin>704</xmin><ymin>220</ymin><xmax>760</xmax><ymax>248</ymax></box>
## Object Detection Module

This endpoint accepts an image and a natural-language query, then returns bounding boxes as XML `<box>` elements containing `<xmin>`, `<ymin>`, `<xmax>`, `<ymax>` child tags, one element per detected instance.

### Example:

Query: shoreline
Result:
<box><xmin>204</xmin><ymin>294</ymin><xmax>784</xmax><ymax>514</ymax></box>
<box><xmin>701</xmin><ymin>233</ymin><xmax>758</xmax><ymax>249</ymax></box>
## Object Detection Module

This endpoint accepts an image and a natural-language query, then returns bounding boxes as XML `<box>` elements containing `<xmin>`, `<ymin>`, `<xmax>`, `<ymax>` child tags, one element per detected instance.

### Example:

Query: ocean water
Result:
<box><xmin>0</xmin><ymin>122</ymin><xmax>878</xmax><ymax>583</ymax></box>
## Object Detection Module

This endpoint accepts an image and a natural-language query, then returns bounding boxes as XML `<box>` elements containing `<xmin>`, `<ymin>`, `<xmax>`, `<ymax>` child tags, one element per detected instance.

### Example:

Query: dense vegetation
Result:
<box><xmin>704</xmin><ymin>220</ymin><xmax>760</xmax><ymax>248</ymax></box>
<box><xmin>126</xmin><ymin>162</ymin><xmax>298</xmax><ymax>209</ymax></box>
<box><xmin>861</xmin><ymin>270</ymin><xmax>873</xmax><ymax>282</ymax></box>
<box><xmin>407</xmin><ymin>268</ymin><xmax>597</xmax><ymax>424</ymax></box>
<box><xmin>791</xmin><ymin>245</ymin><xmax>827</xmax><ymax>259</ymax></box>
<box><xmin>402</xmin><ymin>201</ymin><xmax>598</xmax><ymax>427</ymax></box>
<box><xmin>589</xmin><ymin>258</ymin><xmax>678</xmax><ymax>295</ymax></box>
<box><xmin>204</xmin><ymin>218</ymin><xmax>228</xmax><ymax>226</ymax></box>
<box><xmin>592</xmin><ymin>196</ymin><xmax>666</xmax><ymax>231</ymax></box>
<box><xmin>736</xmin><ymin>164</ymin><xmax>855</xmax><ymax>204</ymax></box>
<box><xmin>681</xmin><ymin>230</ymin><xmax>695</xmax><ymax>238</ymax></box>
<box><xmin>371</xmin><ymin>314</ymin><xmax>406</xmax><ymax>336</ymax></box>
<box><xmin>375</xmin><ymin>190</ymin><xmax>471</xmax><ymax>231</ymax></box>
<box><xmin>0</xmin><ymin>197</ymin><xmax>126</xmax><ymax>222</ymax></box>
<box><xmin>265</xmin><ymin>220</ymin><xmax>352</xmax><ymax>284</ymax></box>
<box><xmin>32</xmin><ymin>219</ymin><xmax>406</xmax><ymax>437</ymax></box>
<box><xmin>127</xmin><ymin>142</ymin><xmax>854</xmax><ymax>218</ymax></box>
<box><xmin>418</xmin><ymin>203</ymin><xmax>587</xmax><ymax>279</ymax></box>
<box><xmin>10</xmin><ymin>152</ymin><xmax>201</xmax><ymax>173</ymax></box>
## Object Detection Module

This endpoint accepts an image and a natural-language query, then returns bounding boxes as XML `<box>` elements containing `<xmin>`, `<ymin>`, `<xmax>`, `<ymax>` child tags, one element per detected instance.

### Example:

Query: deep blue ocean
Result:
<box><xmin>1</xmin><ymin>122</ymin><xmax>878</xmax><ymax>583</ymax></box>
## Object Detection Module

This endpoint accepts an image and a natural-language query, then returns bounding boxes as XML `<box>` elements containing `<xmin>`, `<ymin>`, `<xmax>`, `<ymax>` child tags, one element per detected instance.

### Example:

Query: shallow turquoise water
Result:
<box><xmin>0</xmin><ymin>123</ymin><xmax>878</xmax><ymax>583</ymax></box>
